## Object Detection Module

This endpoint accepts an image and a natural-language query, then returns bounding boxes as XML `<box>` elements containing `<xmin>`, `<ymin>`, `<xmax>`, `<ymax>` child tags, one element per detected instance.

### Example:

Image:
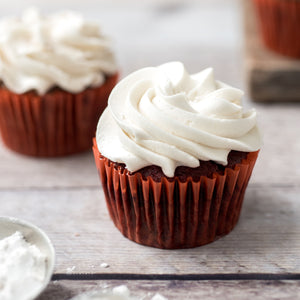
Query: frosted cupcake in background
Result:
<box><xmin>93</xmin><ymin>62</ymin><xmax>262</xmax><ymax>249</ymax></box>
<box><xmin>253</xmin><ymin>0</ymin><xmax>300</xmax><ymax>58</ymax></box>
<box><xmin>0</xmin><ymin>8</ymin><xmax>118</xmax><ymax>156</ymax></box>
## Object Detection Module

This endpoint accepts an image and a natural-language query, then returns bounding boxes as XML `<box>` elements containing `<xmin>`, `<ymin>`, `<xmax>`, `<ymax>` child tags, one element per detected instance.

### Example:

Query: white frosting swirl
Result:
<box><xmin>0</xmin><ymin>8</ymin><xmax>117</xmax><ymax>95</ymax></box>
<box><xmin>96</xmin><ymin>62</ymin><xmax>261</xmax><ymax>177</ymax></box>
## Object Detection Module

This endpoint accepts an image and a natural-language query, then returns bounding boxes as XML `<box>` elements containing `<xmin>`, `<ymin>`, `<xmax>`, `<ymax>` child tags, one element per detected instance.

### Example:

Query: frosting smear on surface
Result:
<box><xmin>96</xmin><ymin>62</ymin><xmax>261</xmax><ymax>177</ymax></box>
<box><xmin>71</xmin><ymin>285</ymin><xmax>167</xmax><ymax>300</ymax></box>
<box><xmin>0</xmin><ymin>8</ymin><xmax>117</xmax><ymax>95</ymax></box>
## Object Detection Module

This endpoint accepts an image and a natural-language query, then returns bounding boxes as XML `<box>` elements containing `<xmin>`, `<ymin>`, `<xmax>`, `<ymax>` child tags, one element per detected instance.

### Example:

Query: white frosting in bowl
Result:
<box><xmin>96</xmin><ymin>62</ymin><xmax>262</xmax><ymax>177</ymax></box>
<box><xmin>0</xmin><ymin>232</ymin><xmax>46</xmax><ymax>300</ymax></box>
<box><xmin>0</xmin><ymin>8</ymin><xmax>117</xmax><ymax>95</ymax></box>
<box><xmin>0</xmin><ymin>217</ymin><xmax>55</xmax><ymax>300</ymax></box>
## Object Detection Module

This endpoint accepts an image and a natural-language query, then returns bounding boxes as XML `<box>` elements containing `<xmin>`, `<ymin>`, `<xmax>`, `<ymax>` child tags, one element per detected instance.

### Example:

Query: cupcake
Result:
<box><xmin>253</xmin><ymin>0</ymin><xmax>300</xmax><ymax>58</ymax></box>
<box><xmin>0</xmin><ymin>8</ymin><xmax>118</xmax><ymax>156</ymax></box>
<box><xmin>93</xmin><ymin>62</ymin><xmax>262</xmax><ymax>249</ymax></box>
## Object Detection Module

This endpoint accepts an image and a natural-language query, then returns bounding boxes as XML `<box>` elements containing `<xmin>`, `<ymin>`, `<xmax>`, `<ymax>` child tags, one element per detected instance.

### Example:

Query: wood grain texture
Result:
<box><xmin>37</xmin><ymin>280</ymin><xmax>300</xmax><ymax>300</ymax></box>
<box><xmin>244</xmin><ymin>0</ymin><xmax>300</xmax><ymax>102</ymax></box>
<box><xmin>1</xmin><ymin>186</ymin><xmax>299</xmax><ymax>274</ymax></box>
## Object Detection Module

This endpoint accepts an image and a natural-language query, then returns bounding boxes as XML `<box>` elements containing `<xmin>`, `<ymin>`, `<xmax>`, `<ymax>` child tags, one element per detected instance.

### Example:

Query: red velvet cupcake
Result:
<box><xmin>253</xmin><ymin>0</ymin><xmax>300</xmax><ymax>58</ymax></box>
<box><xmin>0</xmin><ymin>9</ymin><xmax>118</xmax><ymax>156</ymax></box>
<box><xmin>94</xmin><ymin>62</ymin><xmax>262</xmax><ymax>249</ymax></box>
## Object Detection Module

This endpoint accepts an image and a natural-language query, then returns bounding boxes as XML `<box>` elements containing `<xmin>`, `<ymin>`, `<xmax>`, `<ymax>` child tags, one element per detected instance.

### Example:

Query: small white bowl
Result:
<box><xmin>0</xmin><ymin>216</ymin><xmax>55</xmax><ymax>300</ymax></box>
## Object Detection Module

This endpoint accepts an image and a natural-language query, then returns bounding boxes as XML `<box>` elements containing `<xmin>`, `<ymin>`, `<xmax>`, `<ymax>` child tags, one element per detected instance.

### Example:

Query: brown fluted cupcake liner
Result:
<box><xmin>93</xmin><ymin>139</ymin><xmax>259</xmax><ymax>249</ymax></box>
<box><xmin>0</xmin><ymin>73</ymin><xmax>118</xmax><ymax>157</ymax></box>
<box><xmin>253</xmin><ymin>0</ymin><xmax>300</xmax><ymax>58</ymax></box>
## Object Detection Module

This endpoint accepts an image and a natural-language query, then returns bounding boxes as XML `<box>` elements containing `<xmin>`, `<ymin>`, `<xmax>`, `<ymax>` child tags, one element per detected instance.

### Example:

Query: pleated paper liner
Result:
<box><xmin>93</xmin><ymin>139</ymin><xmax>259</xmax><ymax>249</ymax></box>
<box><xmin>0</xmin><ymin>73</ymin><xmax>118</xmax><ymax>157</ymax></box>
<box><xmin>253</xmin><ymin>0</ymin><xmax>300</xmax><ymax>58</ymax></box>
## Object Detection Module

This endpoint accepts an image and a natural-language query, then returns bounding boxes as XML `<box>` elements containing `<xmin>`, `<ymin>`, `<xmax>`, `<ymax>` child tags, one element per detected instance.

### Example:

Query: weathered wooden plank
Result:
<box><xmin>250</xmin><ymin>102</ymin><xmax>300</xmax><ymax>187</ymax></box>
<box><xmin>37</xmin><ymin>280</ymin><xmax>300</xmax><ymax>300</ymax></box>
<box><xmin>244</xmin><ymin>0</ymin><xmax>300</xmax><ymax>102</ymax></box>
<box><xmin>0</xmin><ymin>140</ymin><xmax>100</xmax><ymax>188</ymax></box>
<box><xmin>1</xmin><ymin>186</ymin><xmax>299</xmax><ymax>274</ymax></box>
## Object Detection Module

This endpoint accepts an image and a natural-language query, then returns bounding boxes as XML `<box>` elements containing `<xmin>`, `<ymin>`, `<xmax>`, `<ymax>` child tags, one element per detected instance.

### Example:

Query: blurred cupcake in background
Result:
<box><xmin>93</xmin><ymin>62</ymin><xmax>262</xmax><ymax>249</ymax></box>
<box><xmin>253</xmin><ymin>0</ymin><xmax>300</xmax><ymax>58</ymax></box>
<box><xmin>0</xmin><ymin>8</ymin><xmax>118</xmax><ymax>156</ymax></box>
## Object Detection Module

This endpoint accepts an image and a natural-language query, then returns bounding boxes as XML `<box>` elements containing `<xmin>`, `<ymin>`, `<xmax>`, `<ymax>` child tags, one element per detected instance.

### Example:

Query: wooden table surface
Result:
<box><xmin>1</xmin><ymin>0</ymin><xmax>300</xmax><ymax>299</ymax></box>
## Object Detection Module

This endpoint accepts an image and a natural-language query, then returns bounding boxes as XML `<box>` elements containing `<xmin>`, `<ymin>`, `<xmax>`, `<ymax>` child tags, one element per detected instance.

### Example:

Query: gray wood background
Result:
<box><xmin>0</xmin><ymin>0</ymin><xmax>299</xmax><ymax>299</ymax></box>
